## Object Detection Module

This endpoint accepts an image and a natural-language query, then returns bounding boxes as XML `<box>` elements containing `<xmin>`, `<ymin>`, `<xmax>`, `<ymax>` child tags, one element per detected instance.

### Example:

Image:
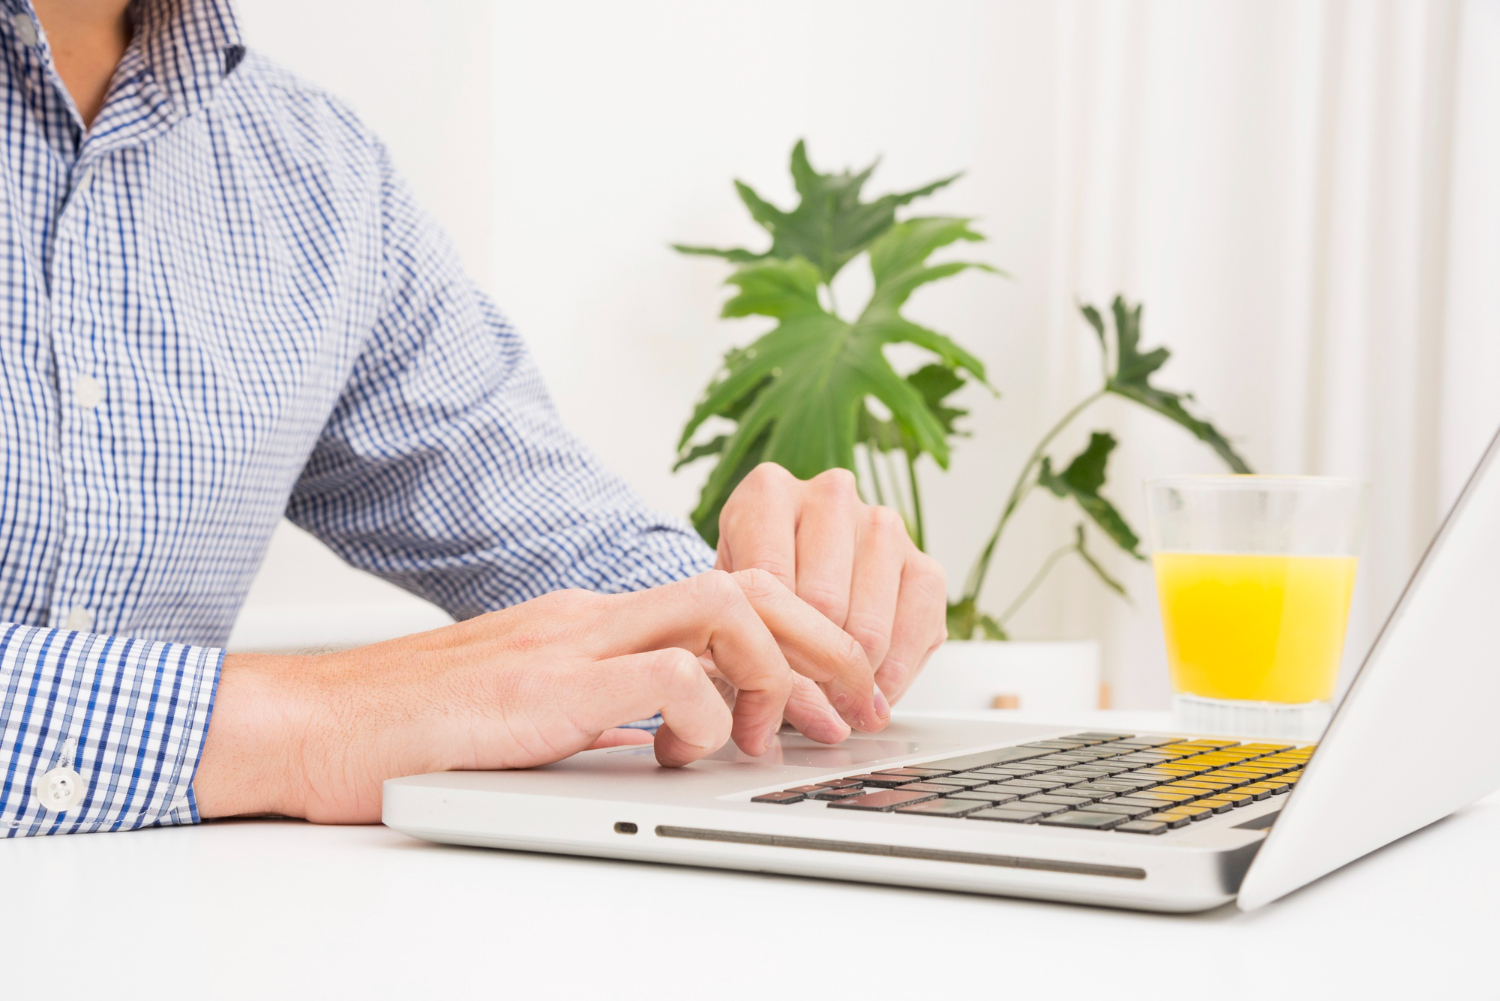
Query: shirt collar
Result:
<box><xmin>128</xmin><ymin>0</ymin><xmax>245</xmax><ymax>118</ymax></box>
<box><xmin>4</xmin><ymin>0</ymin><xmax>244</xmax><ymax>121</ymax></box>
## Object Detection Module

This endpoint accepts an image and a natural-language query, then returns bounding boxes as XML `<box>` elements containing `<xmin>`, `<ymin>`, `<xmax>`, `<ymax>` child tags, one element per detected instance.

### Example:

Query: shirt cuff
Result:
<box><xmin>1</xmin><ymin>622</ymin><xmax>223</xmax><ymax>837</ymax></box>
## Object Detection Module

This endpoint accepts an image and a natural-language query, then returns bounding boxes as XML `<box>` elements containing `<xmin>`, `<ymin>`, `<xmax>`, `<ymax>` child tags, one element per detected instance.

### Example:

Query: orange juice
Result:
<box><xmin>1153</xmin><ymin>552</ymin><xmax>1358</xmax><ymax>704</ymax></box>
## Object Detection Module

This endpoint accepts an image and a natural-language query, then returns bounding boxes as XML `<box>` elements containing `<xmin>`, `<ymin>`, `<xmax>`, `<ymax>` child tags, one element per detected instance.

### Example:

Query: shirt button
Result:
<box><xmin>34</xmin><ymin>766</ymin><xmax>85</xmax><ymax>813</ymax></box>
<box><xmin>11</xmin><ymin>13</ymin><xmax>38</xmax><ymax>46</ymax></box>
<box><xmin>74</xmin><ymin>375</ymin><xmax>105</xmax><ymax>409</ymax></box>
<box><xmin>63</xmin><ymin>607</ymin><xmax>94</xmax><ymax>632</ymax></box>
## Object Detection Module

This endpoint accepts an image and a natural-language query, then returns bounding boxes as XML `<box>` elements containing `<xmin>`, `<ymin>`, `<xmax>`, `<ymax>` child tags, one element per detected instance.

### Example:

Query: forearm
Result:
<box><xmin>193</xmin><ymin>653</ymin><xmax>320</xmax><ymax>821</ymax></box>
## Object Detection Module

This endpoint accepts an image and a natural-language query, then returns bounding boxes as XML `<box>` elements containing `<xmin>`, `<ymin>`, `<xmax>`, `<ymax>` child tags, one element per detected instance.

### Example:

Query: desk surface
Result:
<box><xmin>6</xmin><ymin>711</ymin><xmax>1496</xmax><ymax>998</ymax></box>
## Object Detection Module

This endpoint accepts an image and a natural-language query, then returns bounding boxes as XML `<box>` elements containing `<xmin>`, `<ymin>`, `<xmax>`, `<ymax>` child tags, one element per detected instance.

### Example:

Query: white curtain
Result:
<box><xmin>977</xmin><ymin>0</ymin><xmax>1500</xmax><ymax>706</ymax></box>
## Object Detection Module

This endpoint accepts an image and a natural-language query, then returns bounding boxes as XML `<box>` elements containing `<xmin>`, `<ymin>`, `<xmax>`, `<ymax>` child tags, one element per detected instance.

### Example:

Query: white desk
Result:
<box><xmin>6</xmin><ymin>712</ymin><xmax>1496</xmax><ymax>998</ymax></box>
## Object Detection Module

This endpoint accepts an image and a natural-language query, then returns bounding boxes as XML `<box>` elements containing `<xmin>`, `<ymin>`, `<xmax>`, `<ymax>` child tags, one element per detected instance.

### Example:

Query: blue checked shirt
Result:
<box><xmin>0</xmin><ymin>0</ymin><xmax>712</xmax><ymax>837</ymax></box>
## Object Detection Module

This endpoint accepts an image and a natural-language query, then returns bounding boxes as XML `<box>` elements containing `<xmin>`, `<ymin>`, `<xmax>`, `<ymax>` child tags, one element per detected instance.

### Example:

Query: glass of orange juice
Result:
<box><xmin>1145</xmin><ymin>476</ymin><xmax>1367</xmax><ymax>739</ymax></box>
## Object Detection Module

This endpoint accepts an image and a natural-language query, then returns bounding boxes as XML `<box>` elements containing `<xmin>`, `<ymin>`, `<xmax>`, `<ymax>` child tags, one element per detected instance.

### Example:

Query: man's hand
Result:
<box><xmin>716</xmin><ymin>464</ymin><xmax>948</xmax><ymax>732</ymax></box>
<box><xmin>194</xmin><ymin>570</ymin><xmax>881</xmax><ymax>824</ymax></box>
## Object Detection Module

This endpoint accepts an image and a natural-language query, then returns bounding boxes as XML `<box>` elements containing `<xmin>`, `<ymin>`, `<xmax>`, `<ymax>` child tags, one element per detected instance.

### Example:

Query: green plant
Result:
<box><xmin>673</xmin><ymin>141</ymin><xmax>996</xmax><ymax>547</ymax></box>
<box><xmin>947</xmin><ymin>296</ymin><xmax>1252</xmax><ymax>639</ymax></box>
<box><xmin>675</xmin><ymin>143</ymin><xmax>1251</xmax><ymax>636</ymax></box>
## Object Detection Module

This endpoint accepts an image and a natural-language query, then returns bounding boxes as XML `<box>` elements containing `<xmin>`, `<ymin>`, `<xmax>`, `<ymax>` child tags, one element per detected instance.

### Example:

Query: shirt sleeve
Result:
<box><xmin>284</xmin><ymin>147</ymin><xmax>714</xmax><ymax>618</ymax></box>
<box><xmin>0</xmin><ymin>622</ymin><xmax>221</xmax><ymax>837</ymax></box>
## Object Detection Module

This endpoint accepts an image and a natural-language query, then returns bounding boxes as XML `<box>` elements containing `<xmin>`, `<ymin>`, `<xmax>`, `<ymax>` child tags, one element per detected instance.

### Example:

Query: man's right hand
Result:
<box><xmin>193</xmin><ymin>569</ymin><xmax>885</xmax><ymax>824</ymax></box>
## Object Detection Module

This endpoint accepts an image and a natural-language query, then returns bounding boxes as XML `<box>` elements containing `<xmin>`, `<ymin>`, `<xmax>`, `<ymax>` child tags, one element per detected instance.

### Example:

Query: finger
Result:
<box><xmin>781</xmin><ymin>672</ymin><xmax>851</xmax><ymax>745</ymax></box>
<box><xmin>578</xmin><ymin>648</ymin><xmax>733</xmax><ymax>767</ymax></box>
<box><xmin>717</xmin><ymin>462</ymin><xmax>799</xmax><ymax>590</ymax></box>
<box><xmin>843</xmin><ymin>504</ymin><xmax>908</xmax><ymax>672</ymax></box>
<box><xmin>793</xmin><ymin>469</ymin><xmax>859</xmax><ymax>626</ymax></box>
<box><xmin>732</xmin><ymin>568</ymin><xmax>886</xmax><ymax>732</ymax></box>
<box><xmin>592</xmin><ymin>572</ymin><xmax>795</xmax><ymax>756</ymax></box>
<box><xmin>875</xmin><ymin>551</ymin><xmax>949</xmax><ymax>704</ymax></box>
<box><xmin>586</xmin><ymin>728</ymin><xmax>656</xmax><ymax>751</ymax></box>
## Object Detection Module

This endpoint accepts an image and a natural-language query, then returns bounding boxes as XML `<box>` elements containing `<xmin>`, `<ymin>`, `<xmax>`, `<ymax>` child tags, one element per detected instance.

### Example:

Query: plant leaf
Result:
<box><xmin>945</xmin><ymin>598</ymin><xmax>1008</xmax><ymax>641</ymax></box>
<box><xmin>670</xmin><ymin>243</ymin><xmax>768</xmax><ymax>265</ymax></box>
<box><xmin>672</xmin><ymin>435</ymin><xmax>728</xmax><ymax>472</ymax></box>
<box><xmin>684</xmin><ymin>220</ymin><xmax>991</xmax><ymax>529</ymax></box>
<box><xmin>861</xmin><ymin>364</ymin><xmax>971</xmax><ymax>455</ymax></box>
<box><xmin>1091</xmin><ymin>296</ymin><xmax>1253</xmax><ymax>473</ymax></box>
<box><xmin>1036</xmin><ymin>431</ymin><xmax>1143</xmax><ymax>558</ymax></box>
<box><xmin>673</xmin><ymin>140</ymin><xmax>962</xmax><ymax>284</ymax></box>
<box><xmin>1071</xmin><ymin>523</ymin><xmax>1128</xmax><ymax>598</ymax></box>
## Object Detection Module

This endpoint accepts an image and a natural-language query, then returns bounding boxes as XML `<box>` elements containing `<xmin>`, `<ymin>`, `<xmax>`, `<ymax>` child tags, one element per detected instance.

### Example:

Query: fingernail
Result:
<box><xmin>873</xmin><ymin>685</ymin><xmax>891</xmax><ymax>721</ymax></box>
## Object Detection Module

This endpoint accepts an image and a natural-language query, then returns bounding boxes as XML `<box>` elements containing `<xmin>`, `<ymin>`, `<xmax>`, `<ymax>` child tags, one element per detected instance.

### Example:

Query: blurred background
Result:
<box><xmin>228</xmin><ymin>0</ymin><xmax>1500</xmax><ymax>709</ymax></box>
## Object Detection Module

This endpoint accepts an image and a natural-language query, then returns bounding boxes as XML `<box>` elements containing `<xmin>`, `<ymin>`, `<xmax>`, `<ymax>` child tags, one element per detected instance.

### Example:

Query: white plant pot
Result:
<box><xmin>897</xmin><ymin>640</ymin><xmax>1102</xmax><ymax>714</ymax></box>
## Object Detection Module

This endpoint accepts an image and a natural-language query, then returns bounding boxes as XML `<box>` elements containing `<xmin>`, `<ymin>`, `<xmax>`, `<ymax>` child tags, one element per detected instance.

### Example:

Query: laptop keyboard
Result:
<box><xmin>750</xmin><ymin>732</ymin><xmax>1312</xmax><ymax>835</ymax></box>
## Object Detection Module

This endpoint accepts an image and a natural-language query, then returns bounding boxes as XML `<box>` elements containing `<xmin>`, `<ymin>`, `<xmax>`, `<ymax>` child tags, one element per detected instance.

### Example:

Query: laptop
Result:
<box><xmin>383</xmin><ymin>426</ymin><xmax>1500</xmax><ymax>913</ymax></box>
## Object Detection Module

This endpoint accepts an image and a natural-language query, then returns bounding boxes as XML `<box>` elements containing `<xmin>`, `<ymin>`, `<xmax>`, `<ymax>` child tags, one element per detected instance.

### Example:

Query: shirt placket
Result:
<box><xmin>46</xmin><ymin>147</ymin><xmax>109</xmax><ymax>634</ymax></box>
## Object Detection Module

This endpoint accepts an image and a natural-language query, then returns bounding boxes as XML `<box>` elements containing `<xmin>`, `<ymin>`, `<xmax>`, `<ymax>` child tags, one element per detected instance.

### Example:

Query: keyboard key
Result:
<box><xmin>896</xmin><ymin>782</ymin><xmax>965</xmax><ymax>794</ymax></box>
<box><xmin>844</xmin><ymin>773</ymin><xmax>919</xmax><ymax>787</ymax></box>
<box><xmin>828</xmin><ymin>789</ymin><xmax>938</xmax><ymax>811</ymax></box>
<box><xmin>1014</xmin><ymin>799</ymin><xmax>1075</xmax><ymax>816</ymax></box>
<box><xmin>785</xmin><ymin>785</ymin><xmax>828</xmax><ymax>793</ymax></box>
<box><xmin>925</xmin><ymin>776</ymin><xmax>990</xmax><ymax>789</ymax></box>
<box><xmin>1070</xmin><ymin>780</ymin><xmax>1147</xmax><ymax>792</ymax></box>
<box><xmin>1025</xmin><ymin>755</ymin><xmax>1091</xmax><ymax>766</ymax></box>
<box><xmin>812</xmin><ymin>787</ymin><xmax>867</xmax><ymax>801</ymax></box>
<box><xmin>1069</xmin><ymin>763</ymin><xmax>1133</xmax><ymax>775</ymax></box>
<box><xmin>1072</xmin><ymin>732</ymin><xmax>1135</xmax><ymax>741</ymax></box>
<box><xmin>1237</xmin><ymin>787</ymin><xmax>1275</xmax><ymax>801</ymax></box>
<box><xmin>1248</xmin><ymin>780</ymin><xmax>1291</xmax><ymax>794</ymax></box>
<box><xmin>1021</xmin><ymin>793</ymin><xmax>1093</xmax><ymax>808</ymax></box>
<box><xmin>1039</xmin><ymin>810</ymin><xmax>1127</xmax><ymax>830</ymax></box>
<box><xmin>1079</xmin><ymin>802</ymin><xmax>1154</xmax><ymax>817</ymax></box>
<box><xmin>1169</xmin><ymin>780</ymin><xmax>1236</xmax><ymax>792</ymax></box>
<box><xmin>1007</xmin><ymin>778</ymin><xmax>1070</xmax><ymax>791</ymax></box>
<box><xmin>1112</xmin><ymin>736</ymin><xmax>1179</xmax><ymax>747</ymax></box>
<box><xmin>976</xmin><ymin>783</ymin><xmax>1054</xmax><ymax>797</ymax></box>
<box><xmin>1111</xmin><ymin>753</ymin><xmax>1177</xmax><ymax>765</ymax></box>
<box><xmin>752</xmin><ymin>792</ymin><xmax>806</xmax><ymax>804</ymax></box>
<box><xmin>1195</xmin><ymin>798</ymin><xmax>1238</xmax><ymax>814</ymax></box>
<box><xmin>1047</xmin><ymin>769</ymin><xmax>1108</xmax><ymax>781</ymax></box>
<box><xmin>1129</xmin><ymin>790</ymin><xmax>1197</xmax><ymax>804</ymax></box>
<box><xmin>1051</xmin><ymin>788</ymin><xmax>1122</xmax><ymax>801</ymax></box>
<box><xmin>874</xmin><ymin>767</ymin><xmax>955</xmax><ymax>779</ymax></box>
<box><xmin>974</xmin><ymin>765</ymin><xmax>1048</xmax><ymax>778</ymax></box>
<box><xmin>947</xmin><ymin>790</ymin><xmax>1023</xmax><ymax>805</ymax></box>
<box><xmin>820</xmin><ymin>779</ymin><xmax>863</xmax><ymax>789</ymax></box>
<box><xmin>1144</xmin><ymin>812</ymin><xmax>1192</xmax><ymax>828</ymax></box>
<box><xmin>1201</xmin><ymin>792</ymin><xmax>1254</xmax><ymax>807</ymax></box>
<box><xmin>967</xmin><ymin>807</ymin><xmax>1047</xmax><ymax>823</ymax></box>
<box><xmin>1115</xmin><ymin>820</ymin><xmax>1169</xmax><ymax>835</ymax></box>
<box><xmin>1108</xmin><ymin>797</ymin><xmax>1178</xmax><ymax>812</ymax></box>
<box><xmin>1156</xmin><ymin>805</ymin><xmax>1214</xmax><ymax>821</ymax></box>
<box><xmin>1156</xmin><ymin>784</ymin><xmax>1211</xmax><ymax>798</ymax></box>
<box><xmin>894</xmin><ymin>798</ymin><xmax>988</xmax><ymax>818</ymax></box>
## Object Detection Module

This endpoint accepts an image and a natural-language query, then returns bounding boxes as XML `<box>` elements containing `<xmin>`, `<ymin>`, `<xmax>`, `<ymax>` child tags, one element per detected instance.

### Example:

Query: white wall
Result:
<box><xmin>231</xmin><ymin>1</ymin><xmax>1500</xmax><ymax>711</ymax></box>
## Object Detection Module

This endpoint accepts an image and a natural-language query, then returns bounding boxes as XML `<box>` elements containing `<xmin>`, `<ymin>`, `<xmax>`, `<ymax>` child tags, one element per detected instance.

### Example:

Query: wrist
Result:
<box><xmin>194</xmin><ymin>651</ymin><xmax>322</xmax><ymax>820</ymax></box>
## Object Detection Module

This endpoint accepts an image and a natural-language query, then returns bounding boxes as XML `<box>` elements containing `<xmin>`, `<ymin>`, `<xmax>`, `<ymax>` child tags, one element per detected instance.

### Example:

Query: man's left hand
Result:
<box><xmin>716</xmin><ymin>463</ymin><xmax>948</xmax><ymax>741</ymax></box>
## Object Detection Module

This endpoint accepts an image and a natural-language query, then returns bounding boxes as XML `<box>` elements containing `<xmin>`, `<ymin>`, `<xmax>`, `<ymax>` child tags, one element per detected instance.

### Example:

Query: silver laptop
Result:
<box><xmin>383</xmin><ymin>427</ymin><xmax>1500</xmax><ymax>913</ymax></box>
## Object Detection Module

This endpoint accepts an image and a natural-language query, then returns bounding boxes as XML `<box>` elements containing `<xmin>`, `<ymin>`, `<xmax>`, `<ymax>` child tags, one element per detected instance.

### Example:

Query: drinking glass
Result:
<box><xmin>1145</xmin><ymin>476</ymin><xmax>1367</xmax><ymax>739</ymax></box>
